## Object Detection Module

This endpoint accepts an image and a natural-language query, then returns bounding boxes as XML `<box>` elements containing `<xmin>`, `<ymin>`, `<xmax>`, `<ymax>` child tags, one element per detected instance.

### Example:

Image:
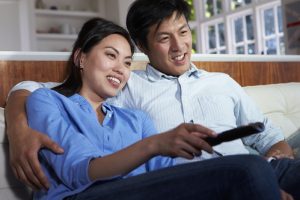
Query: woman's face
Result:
<box><xmin>79</xmin><ymin>34</ymin><xmax>132</xmax><ymax>103</ymax></box>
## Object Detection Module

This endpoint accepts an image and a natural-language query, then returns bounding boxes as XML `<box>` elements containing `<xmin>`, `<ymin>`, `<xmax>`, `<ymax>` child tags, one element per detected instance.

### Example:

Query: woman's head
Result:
<box><xmin>54</xmin><ymin>18</ymin><xmax>135</xmax><ymax>99</ymax></box>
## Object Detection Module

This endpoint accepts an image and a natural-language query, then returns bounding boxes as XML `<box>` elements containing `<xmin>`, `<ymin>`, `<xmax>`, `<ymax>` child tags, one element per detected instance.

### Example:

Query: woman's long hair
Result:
<box><xmin>53</xmin><ymin>18</ymin><xmax>135</xmax><ymax>96</ymax></box>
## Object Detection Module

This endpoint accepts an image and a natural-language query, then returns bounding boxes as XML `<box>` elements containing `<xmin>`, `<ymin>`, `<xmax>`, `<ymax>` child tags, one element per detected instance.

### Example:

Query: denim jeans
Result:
<box><xmin>270</xmin><ymin>158</ymin><xmax>300</xmax><ymax>199</ymax></box>
<box><xmin>66</xmin><ymin>155</ymin><xmax>281</xmax><ymax>200</ymax></box>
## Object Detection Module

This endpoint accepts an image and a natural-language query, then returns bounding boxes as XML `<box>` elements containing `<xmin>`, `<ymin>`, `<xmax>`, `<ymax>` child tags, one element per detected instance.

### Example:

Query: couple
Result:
<box><xmin>6</xmin><ymin>0</ymin><xmax>300</xmax><ymax>199</ymax></box>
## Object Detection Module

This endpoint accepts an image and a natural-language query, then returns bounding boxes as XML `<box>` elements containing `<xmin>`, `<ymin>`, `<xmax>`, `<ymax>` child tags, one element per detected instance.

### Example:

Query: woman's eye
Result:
<box><xmin>107</xmin><ymin>53</ymin><xmax>116</xmax><ymax>59</ymax></box>
<box><xmin>126</xmin><ymin>62</ymin><xmax>132</xmax><ymax>67</ymax></box>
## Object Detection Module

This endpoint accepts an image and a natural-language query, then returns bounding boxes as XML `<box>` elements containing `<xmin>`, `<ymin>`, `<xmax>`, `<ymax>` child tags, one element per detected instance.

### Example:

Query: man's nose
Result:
<box><xmin>171</xmin><ymin>36</ymin><xmax>183</xmax><ymax>51</ymax></box>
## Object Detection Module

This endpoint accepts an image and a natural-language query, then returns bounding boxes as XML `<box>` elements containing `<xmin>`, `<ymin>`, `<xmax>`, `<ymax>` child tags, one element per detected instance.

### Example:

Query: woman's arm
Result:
<box><xmin>88</xmin><ymin>123</ymin><xmax>216</xmax><ymax>181</ymax></box>
<box><xmin>26</xmin><ymin>89</ymin><xmax>216</xmax><ymax>184</ymax></box>
<box><xmin>5</xmin><ymin>90</ymin><xmax>63</xmax><ymax>190</ymax></box>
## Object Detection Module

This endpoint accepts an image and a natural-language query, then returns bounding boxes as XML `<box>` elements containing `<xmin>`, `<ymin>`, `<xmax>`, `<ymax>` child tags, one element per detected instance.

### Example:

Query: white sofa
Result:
<box><xmin>0</xmin><ymin>82</ymin><xmax>300</xmax><ymax>200</ymax></box>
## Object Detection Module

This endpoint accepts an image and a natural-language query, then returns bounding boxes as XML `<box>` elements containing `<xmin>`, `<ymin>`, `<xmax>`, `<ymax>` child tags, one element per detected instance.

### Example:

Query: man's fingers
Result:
<box><xmin>40</xmin><ymin>134</ymin><xmax>64</xmax><ymax>154</ymax></box>
<box><xmin>29</xmin><ymin>155</ymin><xmax>50</xmax><ymax>190</ymax></box>
<box><xmin>15</xmin><ymin>164</ymin><xmax>39</xmax><ymax>191</ymax></box>
<box><xmin>20</xmin><ymin>157</ymin><xmax>46</xmax><ymax>190</ymax></box>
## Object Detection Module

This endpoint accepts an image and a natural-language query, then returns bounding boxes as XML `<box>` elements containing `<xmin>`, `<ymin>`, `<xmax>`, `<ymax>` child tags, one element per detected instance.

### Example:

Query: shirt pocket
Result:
<box><xmin>197</xmin><ymin>95</ymin><xmax>236</xmax><ymax>125</ymax></box>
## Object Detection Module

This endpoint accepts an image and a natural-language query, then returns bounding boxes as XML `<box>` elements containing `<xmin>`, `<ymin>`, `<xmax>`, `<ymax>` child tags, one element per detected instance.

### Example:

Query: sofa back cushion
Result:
<box><xmin>0</xmin><ymin>107</ymin><xmax>31</xmax><ymax>199</ymax></box>
<box><xmin>244</xmin><ymin>82</ymin><xmax>300</xmax><ymax>139</ymax></box>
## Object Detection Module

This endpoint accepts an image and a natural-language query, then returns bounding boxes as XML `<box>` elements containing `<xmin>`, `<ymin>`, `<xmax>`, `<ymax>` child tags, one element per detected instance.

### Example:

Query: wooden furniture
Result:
<box><xmin>1</xmin><ymin>53</ymin><xmax>300</xmax><ymax>107</ymax></box>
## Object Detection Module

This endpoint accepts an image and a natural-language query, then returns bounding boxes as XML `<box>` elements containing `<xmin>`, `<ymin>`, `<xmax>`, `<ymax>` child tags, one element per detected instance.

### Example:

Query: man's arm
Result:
<box><xmin>5</xmin><ymin>90</ymin><xmax>63</xmax><ymax>190</ymax></box>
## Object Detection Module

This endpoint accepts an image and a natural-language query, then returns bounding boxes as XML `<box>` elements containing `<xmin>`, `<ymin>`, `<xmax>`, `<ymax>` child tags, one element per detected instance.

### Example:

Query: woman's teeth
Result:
<box><xmin>107</xmin><ymin>76</ymin><xmax>121</xmax><ymax>84</ymax></box>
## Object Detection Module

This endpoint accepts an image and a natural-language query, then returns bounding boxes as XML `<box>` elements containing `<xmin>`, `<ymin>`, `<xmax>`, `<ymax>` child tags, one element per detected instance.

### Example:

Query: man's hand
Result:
<box><xmin>281</xmin><ymin>189</ymin><xmax>294</xmax><ymax>200</ymax></box>
<box><xmin>8</xmin><ymin>126</ymin><xmax>63</xmax><ymax>191</ymax></box>
<box><xmin>5</xmin><ymin>90</ymin><xmax>63</xmax><ymax>190</ymax></box>
<box><xmin>265</xmin><ymin>141</ymin><xmax>294</xmax><ymax>160</ymax></box>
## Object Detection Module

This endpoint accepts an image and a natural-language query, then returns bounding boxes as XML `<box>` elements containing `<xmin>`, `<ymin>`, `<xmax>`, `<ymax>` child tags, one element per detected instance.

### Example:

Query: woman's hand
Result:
<box><xmin>152</xmin><ymin>123</ymin><xmax>217</xmax><ymax>159</ymax></box>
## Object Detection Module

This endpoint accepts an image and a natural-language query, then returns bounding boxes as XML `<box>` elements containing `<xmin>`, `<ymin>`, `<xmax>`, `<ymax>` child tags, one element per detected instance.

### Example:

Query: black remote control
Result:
<box><xmin>205</xmin><ymin>122</ymin><xmax>265</xmax><ymax>146</ymax></box>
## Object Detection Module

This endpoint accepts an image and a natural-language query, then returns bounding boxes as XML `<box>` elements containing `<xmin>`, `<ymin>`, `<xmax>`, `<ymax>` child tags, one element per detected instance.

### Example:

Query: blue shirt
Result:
<box><xmin>26</xmin><ymin>88</ymin><xmax>174</xmax><ymax>200</ymax></box>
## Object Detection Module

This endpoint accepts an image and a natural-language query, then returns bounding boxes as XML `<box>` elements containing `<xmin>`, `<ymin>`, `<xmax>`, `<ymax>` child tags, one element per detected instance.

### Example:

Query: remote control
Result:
<box><xmin>205</xmin><ymin>122</ymin><xmax>265</xmax><ymax>146</ymax></box>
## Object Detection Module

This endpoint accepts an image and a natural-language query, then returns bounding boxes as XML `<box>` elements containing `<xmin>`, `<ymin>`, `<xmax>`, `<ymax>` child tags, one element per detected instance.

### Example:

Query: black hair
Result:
<box><xmin>126</xmin><ymin>0</ymin><xmax>191</xmax><ymax>50</ymax></box>
<box><xmin>53</xmin><ymin>17</ymin><xmax>135</xmax><ymax>96</ymax></box>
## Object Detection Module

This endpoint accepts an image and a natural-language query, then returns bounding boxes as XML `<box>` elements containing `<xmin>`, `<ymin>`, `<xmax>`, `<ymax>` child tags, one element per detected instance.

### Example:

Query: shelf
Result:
<box><xmin>36</xmin><ymin>33</ymin><xmax>77</xmax><ymax>40</ymax></box>
<box><xmin>35</xmin><ymin>9</ymin><xmax>99</xmax><ymax>18</ymax></box>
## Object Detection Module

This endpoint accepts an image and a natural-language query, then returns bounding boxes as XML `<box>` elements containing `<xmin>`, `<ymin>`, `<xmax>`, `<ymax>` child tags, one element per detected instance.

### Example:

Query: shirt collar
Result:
<box><xmin>146</xmin><ymin>63</ymin><xmax>201</xmax><ymax>82</ymax></box>
<box><xmin>69</xmin><ymin>93</ymin><xmax>113</xmax><ymax>116</ymax></box>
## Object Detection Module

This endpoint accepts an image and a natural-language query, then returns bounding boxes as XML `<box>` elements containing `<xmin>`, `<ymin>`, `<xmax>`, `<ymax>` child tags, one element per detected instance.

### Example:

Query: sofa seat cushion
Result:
<box><xmin>244</xmin><ymin>82</ymin><xmax>300</xmax><ymax>139</ymax></box>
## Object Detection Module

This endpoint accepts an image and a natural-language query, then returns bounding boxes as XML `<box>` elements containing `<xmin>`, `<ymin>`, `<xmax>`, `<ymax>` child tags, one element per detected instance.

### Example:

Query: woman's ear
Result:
<box><xmin>74</xmin><ymin>49</ymin><xmax>86</xmax><ymax>69</ymax></box>
<box><xmin>73</xmin><ymin>49</ymin><xmax>81</xmax><ymax>67</ymax></box>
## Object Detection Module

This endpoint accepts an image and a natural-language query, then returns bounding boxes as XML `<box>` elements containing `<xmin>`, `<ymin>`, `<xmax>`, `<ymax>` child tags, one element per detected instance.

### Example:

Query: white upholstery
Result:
<box><xmin>0</xmin><ymin>108</ymin><xmax>31</xmax><ymax>200</ymax></box>
<box><xmin>244</xmin><ymin>83</ymin><xmax>300</xmax><ymax>138</ymax></box>
<box><xmin>0</xmin><ymin>82</ymin><xmax>299</xmax><ymax>199</ymax></box>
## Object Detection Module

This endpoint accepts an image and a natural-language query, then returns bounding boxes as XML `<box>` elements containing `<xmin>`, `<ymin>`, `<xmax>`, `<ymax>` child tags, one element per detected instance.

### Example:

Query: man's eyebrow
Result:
<box><xmin>156</xmin><ymin>23</ymin><xmax>189</xmax><ymax>36</ymax></box>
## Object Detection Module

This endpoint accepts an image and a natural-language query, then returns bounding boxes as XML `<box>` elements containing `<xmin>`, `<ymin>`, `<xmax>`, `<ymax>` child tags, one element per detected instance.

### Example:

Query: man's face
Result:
<box><xmin>143</xmin><ymin>12</ymin><xmax>192</xmax><ymax>76</ymax></box>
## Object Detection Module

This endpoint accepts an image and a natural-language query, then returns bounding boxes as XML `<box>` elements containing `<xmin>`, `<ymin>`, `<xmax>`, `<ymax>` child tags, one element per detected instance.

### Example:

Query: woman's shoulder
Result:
<box><xmin>29</xmin><ymin>88</ymin><xmax>70</xmax><ymax>104</ymax></box>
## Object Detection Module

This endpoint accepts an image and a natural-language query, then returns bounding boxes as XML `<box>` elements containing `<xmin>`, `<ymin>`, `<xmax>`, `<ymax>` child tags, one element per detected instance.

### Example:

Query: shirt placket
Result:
<box><xmin>178</xmin><ymin>76</ymin><xmax>194</xmax><ymax>123</ymax></box>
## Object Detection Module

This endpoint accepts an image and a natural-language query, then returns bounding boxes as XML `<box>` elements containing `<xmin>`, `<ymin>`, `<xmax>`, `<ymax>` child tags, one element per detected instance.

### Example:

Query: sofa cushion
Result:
<box><xmin>244</xmin><ymin>83</ymin><xmax>300</xmax><ymax>139</ymax></box>
<box><xmin>0</xmin><ymin>107</ymin><xmax>31</xmax><ymax>200</ymax></box>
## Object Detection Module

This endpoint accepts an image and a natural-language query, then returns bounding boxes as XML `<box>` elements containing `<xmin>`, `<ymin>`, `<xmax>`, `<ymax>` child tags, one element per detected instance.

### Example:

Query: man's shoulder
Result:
<box><xmin>198</xmin><ymin>69</ymin><xmax>233</xmax><ymax>81</ymax></box>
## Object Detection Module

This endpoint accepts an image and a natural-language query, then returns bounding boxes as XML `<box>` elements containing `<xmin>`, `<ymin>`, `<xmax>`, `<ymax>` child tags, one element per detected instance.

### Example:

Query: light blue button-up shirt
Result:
<box><xmin>26</xmin><ymin>88</ymin><xmax>174</xmax><ymax>200</ymax></box>
<box><xmin>13</xmin><ymin>63</ymin><xmax>284</xmax><ymax>163</ymax></box>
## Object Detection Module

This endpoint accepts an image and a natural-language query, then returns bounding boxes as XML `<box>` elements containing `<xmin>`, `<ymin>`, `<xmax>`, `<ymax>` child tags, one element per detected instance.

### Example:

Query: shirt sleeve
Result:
<box><xmin>139</xmin><ymin>111</ymin><xmax>174</xmax><ymax>171</ymax></box>
<box><xmin>8</xmin><ymin>81</ymin><xmax>60</xmax><ymax>96</ymax></box>
<box><xmin>26</xmin><ymin>89</ymin><xmax>100</xmax><ymax>189</ymax></box>
<box><xmin>228</xmin><ymin>78</ymin><xmax>284</xmax><ymax>155</ymax></box>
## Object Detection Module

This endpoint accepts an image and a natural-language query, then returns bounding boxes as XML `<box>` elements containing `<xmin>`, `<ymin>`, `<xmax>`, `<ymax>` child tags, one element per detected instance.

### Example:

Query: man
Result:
<box><xmin>5</xmin><ymin>0</ymin><xmax>299</xmax><ymax>199</ymax></box>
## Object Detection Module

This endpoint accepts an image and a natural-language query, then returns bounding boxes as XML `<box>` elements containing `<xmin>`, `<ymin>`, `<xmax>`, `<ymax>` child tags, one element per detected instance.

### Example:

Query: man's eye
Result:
<box><xmin>159</xmin><ymin>37</ymin><xmax>169</xmax><ymax>42</ymax></box>
<box><xmin>181</xmin><ymin>30</ymin><xmax>188</xmax><ymax>35</ymax></box>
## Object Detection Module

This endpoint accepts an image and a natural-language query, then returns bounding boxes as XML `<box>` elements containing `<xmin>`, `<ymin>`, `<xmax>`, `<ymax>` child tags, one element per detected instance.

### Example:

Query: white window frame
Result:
<box><xmin>227</xmin><ymin>9</ymin><xmax>256</xmax><ymax>54</ymax></box>
<box><xmin>201</xmin><ymin>18</ymin><xmax>226</xmax><ymax>53</ymax></box>
<box><xmin>190</xmin><ymin>0</ymin><xmax>283</xmax><ymax>54</ymax></box>
<box><xmin>256</xmin><ymin>0</ymin><xmax>284</xmax><ymax>55</ymax></box>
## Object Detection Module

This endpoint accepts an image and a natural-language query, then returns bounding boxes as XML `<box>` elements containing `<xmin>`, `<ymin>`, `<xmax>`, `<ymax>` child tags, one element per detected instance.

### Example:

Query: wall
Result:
<box><xmin>0</xmin><ymin>0</ymin><xmax>21</xmax><ymax>51</ymax></box>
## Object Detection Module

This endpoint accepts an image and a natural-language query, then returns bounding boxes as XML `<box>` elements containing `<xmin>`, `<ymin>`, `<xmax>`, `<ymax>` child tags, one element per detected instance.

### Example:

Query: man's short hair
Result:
<box><xmin>126</xmin><ymin>0</ymin><xmax>191</xmax><ymax>50</ymax></box>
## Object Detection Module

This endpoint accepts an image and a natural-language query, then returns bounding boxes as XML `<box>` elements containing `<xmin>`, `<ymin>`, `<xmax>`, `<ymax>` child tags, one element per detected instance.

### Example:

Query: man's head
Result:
<box><xmin>126</xmin><ymin>0</ymin><xmax>193</xmax><ymax>76</ymax></box>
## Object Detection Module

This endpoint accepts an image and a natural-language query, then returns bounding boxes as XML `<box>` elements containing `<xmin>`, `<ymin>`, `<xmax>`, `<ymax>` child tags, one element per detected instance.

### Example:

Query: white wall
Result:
<box><xmin>0</xmin><ymin>0</ymin><xmax>21</xmax><ymax>51</ymax></box>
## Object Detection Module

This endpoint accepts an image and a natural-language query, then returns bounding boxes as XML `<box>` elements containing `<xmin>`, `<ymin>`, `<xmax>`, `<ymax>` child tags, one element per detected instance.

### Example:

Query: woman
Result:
<box><xmin>26</xmin><ymin>18</ymin><xmax>281</xmax><ymax>200</ymax></box>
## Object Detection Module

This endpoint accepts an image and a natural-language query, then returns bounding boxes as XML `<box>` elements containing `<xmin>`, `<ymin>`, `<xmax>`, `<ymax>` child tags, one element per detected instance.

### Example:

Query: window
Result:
<box><xmin>231</xmin><ymin>0</ymin><xmax>252</xmax><ymax>10</ymax></box>
<box><xmin>230</xmin><ymin>12</ymin><xmax>255</xmax><ymax>54</ymax></box>
<box><xmin>188</xmin><ymin>0</ymin><xmax>284</xmax><ymax>54</ymax></box>
<box><xmin>204</xmin><ymin>0</ymin><xmax>223</xmax><ymax>18</ymax></box>
<box><xmin>203</xmin><ymin>20</ymin><xmax>226</xmax><ymax>53</ymax></box>
<box><xmin>259</xmin><ymin>3</ymin><xmax>284</xmax><ymax>55</ymax></box>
